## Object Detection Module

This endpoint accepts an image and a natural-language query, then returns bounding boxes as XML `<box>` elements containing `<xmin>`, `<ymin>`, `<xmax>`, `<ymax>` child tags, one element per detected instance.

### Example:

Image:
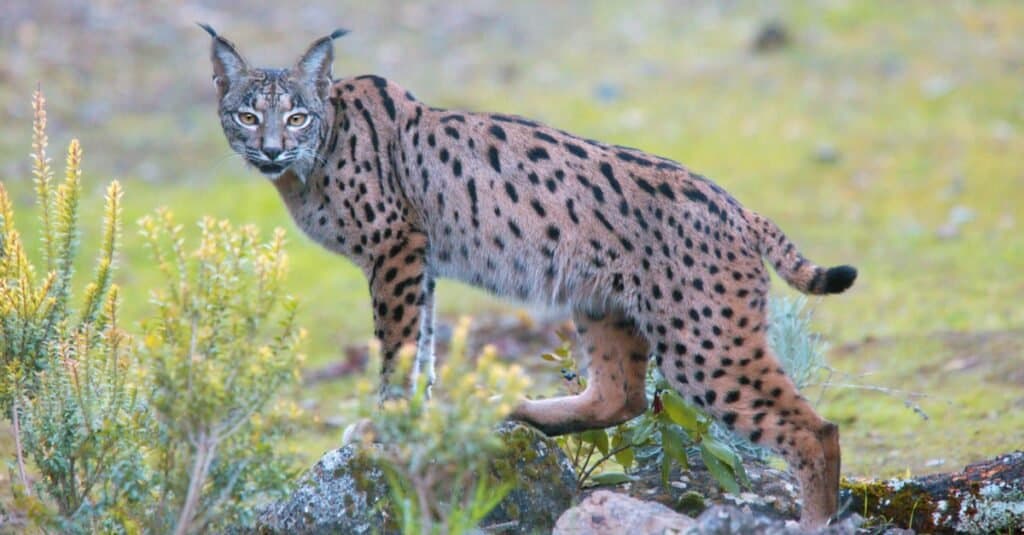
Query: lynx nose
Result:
<box><xmin>262</xmin><ymin>146</ymin><xmax>283</xmax><ymax>161</ymax></box>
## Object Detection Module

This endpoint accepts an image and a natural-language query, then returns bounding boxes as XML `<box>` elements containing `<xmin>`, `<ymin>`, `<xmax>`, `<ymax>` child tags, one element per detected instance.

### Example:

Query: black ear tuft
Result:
<box><xmin>197</xmin><ymin>22</ymin><xmax>218</xmax><ymax>38</ymax></box>
<box><xmin>329</xmin><ymin>28</ymin><xmax>350</xmax><ymax>40</ymax></box>
<box><xmin>203</xmin><ymin>25</ymin><xmax>249</xmax><ymax>97</ymax></box>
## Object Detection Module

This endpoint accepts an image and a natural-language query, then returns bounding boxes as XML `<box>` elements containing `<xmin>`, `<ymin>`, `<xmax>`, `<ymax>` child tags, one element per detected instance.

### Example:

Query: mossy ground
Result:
<box><xmin>1</xmin><ymin>0</ymin><xmax>1021</xmax><ymax>499</ymax></box>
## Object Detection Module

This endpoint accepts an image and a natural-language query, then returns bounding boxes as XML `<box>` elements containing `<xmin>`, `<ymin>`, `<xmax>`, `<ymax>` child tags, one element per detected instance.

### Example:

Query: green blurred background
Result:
<box><xmin>1</xmin><ymin>0</ymin><xmax>1022</xmax><ymax>477</ymax></box>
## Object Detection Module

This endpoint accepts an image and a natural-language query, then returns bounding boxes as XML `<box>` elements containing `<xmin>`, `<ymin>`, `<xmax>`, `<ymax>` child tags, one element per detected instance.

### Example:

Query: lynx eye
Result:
<box><xmin>236</xmin><ymin>112</ymin><xmax>259</xmax><ymax>126</ymax></box>
<box><xmin>287</xmin><ymin>113</ymin><xmax>309</xmax><ymax>127</ymax></box>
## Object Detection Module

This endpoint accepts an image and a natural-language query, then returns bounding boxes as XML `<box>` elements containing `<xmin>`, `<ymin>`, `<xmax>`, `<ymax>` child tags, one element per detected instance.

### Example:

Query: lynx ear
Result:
<box><xmin>199</xmin><ymin>23</ymin><xmax>249</xmax><ymax>98</ymax></box>
<box><xmin>294</xmin><ymin>29</ymin><xmax>349</xmax><ymax>95</ymax></box>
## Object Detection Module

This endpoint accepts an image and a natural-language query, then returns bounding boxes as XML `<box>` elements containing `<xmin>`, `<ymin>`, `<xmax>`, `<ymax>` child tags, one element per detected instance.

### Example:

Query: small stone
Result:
<box><xmin>751</xmin><ymin>21</ymin><xmax>790</xmax><ymax>53</ymax></box>
<box><xmin>553</xmin><ymin>490</ymin><xmax>695</xmax><ymax>535</ymax></box>
<box><xmin>812</xmin><ymin>143</ymin><xmax>840</xmax><ymax>164</ymax></box>
<box><xmin>593</xmin><ymin>82</ymin><xmax>622</xmax><ymax>103</ymax></box>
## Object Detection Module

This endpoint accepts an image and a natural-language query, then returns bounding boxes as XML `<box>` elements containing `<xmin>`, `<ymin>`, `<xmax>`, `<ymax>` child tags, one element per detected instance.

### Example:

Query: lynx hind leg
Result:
<box><xmin>655</xmin><ymin>307</ymin><xmax>840</xmax><ymax>529</ymax></box>
<box><xmin>510</xmin><ymin>309</ymin><xmax>649</xmax><ymax>436</ymax></box>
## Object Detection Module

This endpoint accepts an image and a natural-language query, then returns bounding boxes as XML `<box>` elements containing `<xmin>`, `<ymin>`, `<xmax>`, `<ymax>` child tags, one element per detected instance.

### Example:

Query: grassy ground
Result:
<box><xmin>1</xmin><ymin>0</ymin><xmax>1022</xmax><ymax>482</ymax></box>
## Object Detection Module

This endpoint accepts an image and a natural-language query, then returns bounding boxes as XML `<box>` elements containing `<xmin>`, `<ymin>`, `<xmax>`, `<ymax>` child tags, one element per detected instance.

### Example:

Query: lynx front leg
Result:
<box><xmin>511</xmin><ymin>308</ymin><xmax>650</xmax><ymax>435</ymax></box>
<box><xmin>412</xmin><ymin>275</ymin><xmax>436</xmax><ymax>398</ymax></box>
<box><xmin>367</xmin><ymin>233</ymin><xmax>430</xmax><ymax>400</ymax></box>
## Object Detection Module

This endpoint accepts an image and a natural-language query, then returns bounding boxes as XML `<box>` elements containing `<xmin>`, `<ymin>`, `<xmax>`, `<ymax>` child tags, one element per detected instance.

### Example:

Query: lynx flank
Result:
<box><xmin>203</xmin><ymin>26</ymin><xmax>856</xmax><ymax>529</ymax></box>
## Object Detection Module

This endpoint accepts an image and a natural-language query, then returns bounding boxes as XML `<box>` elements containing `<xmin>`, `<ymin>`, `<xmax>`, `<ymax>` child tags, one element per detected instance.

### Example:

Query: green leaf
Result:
<box><xmin>660</xmin><ymin>451</ymin><xmax>672</xmax><ymax>488</ymax></box>
<box><xmin>660</xmin><ymin>390</ymin><xmax>703</xmax><ymax>432</ymax></box>
<box><xmin>630</xmin><ymin>416</ymin><xmax>656</xmax><ymax>445</ymax></box>
<box><xmin>540</xmin><ymin>352</ymin><xmax>559</xmax><ymax>362</ymax></box>
<box><xmin>589</xmin><ymin>472</ymin><xmax>633</xmax><ymax>486</ymax></box>
<box><xmin>700</xmin><ymin>442</ymin><xmax>740</xmax><ymax>494</ymax></box>
<box><xmin>581</xmin><ymin>429</ymin><xmax>609</xmax><ymax>456</ymax></box>
<box><xmin>614</xmin><ymin>445</ymin><xmax>635</xmax><ymax>470</ymax></box>
<box><xmin>702</xmin><ymin>438</ymin><xmax>750</xmax><ymax>486</ymax></box>
<box><xmin>661</xmin><ymin>426</ymin><xmax>690</xmax><ymax>470</ymax></box>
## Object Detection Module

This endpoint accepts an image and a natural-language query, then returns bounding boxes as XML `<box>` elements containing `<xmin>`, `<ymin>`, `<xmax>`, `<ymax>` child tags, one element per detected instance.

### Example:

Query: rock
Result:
<box><xmin>751</xmin><ymin>21</ymin><xmax>791</xmax><ymax>53</ymax></box>
<box><xmin>482</xmin><ymin>422</ymin><xmax>578</xmax><ymax>531</ymax></box>
<box><xmin>843</xmin><ymin>450</ymin><xmax>1024</xmax><ymax>533</ymax></box>
<box><xmin>688</xmin><ymin>504</ymin><xmax>862</xmax><ymax>534</ymax></box>
<box><xmin>812</xmin><ymin>143</ymin><xmax>841</xmax><ymax>164</ymax></box>
<box><xmin>252</xmin><ymin>445</ymin><xmax>391</xmax><ymax>535</ymax></box>
<box><xmin>247</xmin><ymin>422</ymin><xmax>576</xmax><ymax>534</ymax></box>
<box><xmin>553</xmin><ymin>490</ymin><xmax>695</xmax><ymax>535</ymax></box>
<box><xmin>612</xmin><ymin>448</ymin><xmax>803</xmax><ymax>521</ymax></box>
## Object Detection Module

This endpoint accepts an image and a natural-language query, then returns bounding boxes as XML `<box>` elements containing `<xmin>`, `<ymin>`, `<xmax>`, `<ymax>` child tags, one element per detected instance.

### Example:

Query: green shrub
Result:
<box><xmin>2</xmin><ymin>90</ymin><xmax>303</xmax><ymax>534</ymax></box>
<box><xmin>356</xmin><ymin>318</ymin><xmax>531</xmax><ymax>535</ymax></box>
<box><xmin>137</xmin><ymin>211</ymin><xmax>304</xmax><ymax>533</ymax></box>
<box><xmin>1</xmin><ymin>90</ymin><xmax>142</xmax><ymax>532</ymax></box>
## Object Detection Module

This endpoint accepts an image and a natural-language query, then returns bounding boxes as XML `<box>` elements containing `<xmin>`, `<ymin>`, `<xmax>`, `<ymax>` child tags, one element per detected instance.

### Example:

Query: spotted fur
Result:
<box><xmin>205</xmin><ymin>27</ymin><xmax>857</xmax><ymax>529</ymax></box>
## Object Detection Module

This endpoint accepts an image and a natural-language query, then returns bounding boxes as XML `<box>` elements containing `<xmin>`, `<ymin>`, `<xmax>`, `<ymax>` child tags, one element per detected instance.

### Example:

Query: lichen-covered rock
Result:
<box><xmin>553</xmin><ymin>490</ymin><xmax>695</xmax><ymax>534</ymax></box>
<box><xmin>482</xmin><ymin>422</ymin><xmax>578</xmax><ymax>532</ymax></box>
<box><xmin>842</xmin><ymin>450</ymin><xmax>1024</xmax><ymax>533</ymax></box>
<box><xmin>252</xmin><ymin>444</ymin><xmax>392</xmax><ymax>534</ymax></box>
<box><xmin>245</xmin><ymin>422</ymin><xmax>575</xmax><ymax>534</ymax></box>
<box><xmin>687</xmin><ymin>505</ymin><xmax>862</xmax><ymax>535</ymax></box>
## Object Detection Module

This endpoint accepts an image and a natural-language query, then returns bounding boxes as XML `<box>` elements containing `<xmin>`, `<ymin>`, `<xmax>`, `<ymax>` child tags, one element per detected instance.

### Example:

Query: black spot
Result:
<box><xmin>526</xmin><ymin>147</ymin><xmax>550</xmax><ymax>162</ymax></box>
<box><xmin>489</xmin><ymin>124</ymin><xmax>507</xmax><ymax>141</ymax></box>
<box><xmin>492</xmin><ymin>113</ymin><xmax>540</xmax><ymax>127</ymax></box>
<box><xmin>533</xmin><ymin>131</ymin><xmax>557</xmax><ymax>144</ymax></box>
<box><xmin>444</xmin><ymin>126</ymin><xmax>461</xmax><ymax>139</ymax></box>
<box><xmin>599</xmin><ymin>162</ymin><xmax>623</xmax><ymax>195</ymax></box>
<box><xmin>593</xmin><ymin>210</ymin><xmax>614</xmax><ymax>231</ymax></box>
<box><xmin>546</xmin><ymin>225</ymin><xmax>560</xmax><ymax>241</ymax></box>
<box><xmin>488</xmin><ymin>146</ymin><xmax>502</xmax><ymax>173</ymax></box>
<box><xmin>704</xmin><ymin>390</ymin><xmax>717</xmax><ymax>405</ymax></box>
<box><xmin>504</xmin><ymin>182</ymin><xmax>519</xmax><ymax>202</ymax></box>
<box><xmin>530</xmin><ymin>199</ymin><xmax>547</xmax><ymax>217</ymax></box>
<box><xmin>724</xmin><ymin>390</ymin><xmax>740</xmax><ymax>403</ymax></box>
<box><xmin>565</xmin><ymin>199</ymin><xmax>579</xmax><ymax>224</ymax></box>
<box><xmin>508</xmin><ymin>220</ymin><xmax>522</xmax><ymax>238</ymax></box>
<box><xmin>564</xmin><ymin>142</ymin><xmax>588</xmax><ymax>159</ymax></box>
<box><xmin>722</xmin><ymin>412</ymin><xmax>738</xmax><ymax>426</ymax></box>
<box><xmin>683</xmin><ymin>188</ymin><xmax>708</xmax><ymax>204</ymax></box>
<box><xmin>452</xmin><ymin>158</ymin><xmax>462</xmax><ymax>177</ymax></box>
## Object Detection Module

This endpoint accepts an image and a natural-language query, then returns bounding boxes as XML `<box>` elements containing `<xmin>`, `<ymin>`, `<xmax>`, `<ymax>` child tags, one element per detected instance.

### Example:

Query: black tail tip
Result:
<box><xmin>824</xmin><ymin>265</ymin><xmax>857</xmax><ymax>294</ymax></box>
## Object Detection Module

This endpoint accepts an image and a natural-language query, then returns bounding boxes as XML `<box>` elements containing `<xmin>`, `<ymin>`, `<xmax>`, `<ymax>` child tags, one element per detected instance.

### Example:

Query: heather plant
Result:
<box><xmin>355</xmin><ymin>317</ymin><xmax>531</xmax><ymax>535</ymax></box>
<box><xmin>2</xmin><ymin>91</ymin><xmax>303</xmax><ymax>533</ymax></box>
<box><xmin>0</xmin><ymin>90</ymin><xmax>144</xmax><ymax>532</ymax></box>
<box><xmin>137</xmin><ymin>211</ymin><xmax>305</xmax><ymax>533</ymax></box>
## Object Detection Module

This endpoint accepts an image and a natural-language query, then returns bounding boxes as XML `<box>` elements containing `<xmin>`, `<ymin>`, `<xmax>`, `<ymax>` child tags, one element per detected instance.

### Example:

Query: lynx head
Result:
<box><xmin>201</xmin><ymin>24</ymin><xmax>348</xmax><ymax>183</ymax></box>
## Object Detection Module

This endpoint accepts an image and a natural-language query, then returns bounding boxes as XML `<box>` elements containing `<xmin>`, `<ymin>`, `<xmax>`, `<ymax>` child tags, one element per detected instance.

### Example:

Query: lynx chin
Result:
<box><xmin>203</xmin><ymin>25</ymin><xmax>857</xmax><ymax>529</ymax></box>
